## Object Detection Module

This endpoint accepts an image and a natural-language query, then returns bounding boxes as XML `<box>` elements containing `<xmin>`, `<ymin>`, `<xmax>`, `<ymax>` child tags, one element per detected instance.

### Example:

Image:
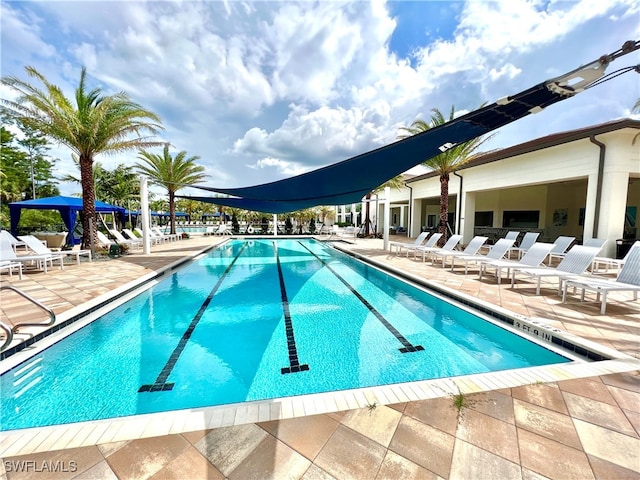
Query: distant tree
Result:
<box><xmin>317</xmin><ymin>206</ymin><xmax>335</xmax><ymax>227</ymax></box>
<box><xmin>1</xmin><ymin>66</ymin><xmax>164</xmax><ymax>249</ymax></box>
<box><xmin>0</xmin><ymin>126</ymin><xmax>28</xmax><ymax>204</ymax></box>
<box><xmin>135</xmin><ymin>144</ymin><xmax>208</xmax><ymax>234</ymax></box>
<box><xmin>17</xmin><ymin>123</ymin><xmax>59</xmax><ymax>199</ymax></box>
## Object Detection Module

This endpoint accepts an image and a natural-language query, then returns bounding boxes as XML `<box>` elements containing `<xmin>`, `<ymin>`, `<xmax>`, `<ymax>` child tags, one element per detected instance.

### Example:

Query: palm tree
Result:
<box><xmin>398</xmin><ymin>106</ymin><xmax>494</xmax><ymax>243</ymax></box>
<box><xmin>1</xmin><ymin>66</ymin><xmax>163</xmax><ymax>249</ymax></box>
<box><xmin>135</xmin><ymin>144</ymin><xmax>208</xmax><ymax>234</ymax></box>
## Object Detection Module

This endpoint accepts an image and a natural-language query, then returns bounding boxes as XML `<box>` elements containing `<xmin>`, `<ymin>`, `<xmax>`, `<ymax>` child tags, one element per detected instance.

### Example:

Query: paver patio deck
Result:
<box><xmin>0</xmin><ymin>234</ymin><xmax>638</xmax><ymax>479</ymax></box>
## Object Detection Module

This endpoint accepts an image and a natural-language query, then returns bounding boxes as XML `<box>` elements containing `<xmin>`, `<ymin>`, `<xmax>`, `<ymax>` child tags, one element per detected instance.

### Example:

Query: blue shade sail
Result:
<box><xmin>184</xmin><ymin>41</ymin><xmax>638</xmax><ymax>213</ymax></box>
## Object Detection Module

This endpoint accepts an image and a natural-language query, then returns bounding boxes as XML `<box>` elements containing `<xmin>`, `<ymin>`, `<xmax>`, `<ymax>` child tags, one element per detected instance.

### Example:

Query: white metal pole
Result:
<box><xmin>140</xmin><ymin>176</ymin><xmax>151</xmax><ymax>255</ymax></box>
<box><xmin>273</xmin><ymin>213</ymin><xmax>278</xmax><ymax>237</ymax></box>
<box><xmin>383</xmin><ymin>187</ymin><xmax>390</xmax><ymax>251</ymax></box>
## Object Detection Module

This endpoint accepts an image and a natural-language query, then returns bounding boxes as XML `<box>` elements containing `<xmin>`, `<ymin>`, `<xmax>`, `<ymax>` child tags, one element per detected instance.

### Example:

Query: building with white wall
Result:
<box><xmin>381</xmin><ymin>118</ymin><xmax>640</xmax><ymax>258</ymax></box>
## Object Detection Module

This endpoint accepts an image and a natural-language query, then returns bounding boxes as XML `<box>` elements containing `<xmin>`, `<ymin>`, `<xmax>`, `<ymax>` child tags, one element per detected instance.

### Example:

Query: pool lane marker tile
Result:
<box><xmin>274</xmin><ymin>241</ymin><xmax>310</xmax><ymax>375</ymax></box>
<box><xmin>139</xmin><ymin>242</ymin><xmax>248</xmax><ymax>393</ymax></box>
<box><xmin>298</xmin><ymin>241</ymin><xmax>424</xmax><ymax>354</ymax></box>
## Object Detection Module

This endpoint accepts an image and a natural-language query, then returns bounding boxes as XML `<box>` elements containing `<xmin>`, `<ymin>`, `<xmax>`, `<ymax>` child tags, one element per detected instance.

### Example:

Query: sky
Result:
<box><xmin>1</xmin><ymin>0</ymin><xmax>639</xmax><ymax>199</ymax></box>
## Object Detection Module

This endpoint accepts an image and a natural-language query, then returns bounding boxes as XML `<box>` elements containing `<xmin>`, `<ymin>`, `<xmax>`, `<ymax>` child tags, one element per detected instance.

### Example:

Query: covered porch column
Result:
<box><xmin>596</xmin><ymin>170</ymin><xmax>629</xmax><ymax>257</ymax></box>
<box><xmin>461</xmin><ymin>191</ymin><xmax>476</xmax><ymax>242</ymax></box>
<box><xmin>409</xmin><ymin>198</ymin><xmax>423</xmax><ymax>237</ymax></box>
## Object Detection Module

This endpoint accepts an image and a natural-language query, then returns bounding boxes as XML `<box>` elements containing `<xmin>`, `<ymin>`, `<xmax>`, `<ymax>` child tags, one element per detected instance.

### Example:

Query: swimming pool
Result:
<box><xmin>1</xmin><ymin>239</ymin><xmax>570</xmax><ymax>431</ymax></box>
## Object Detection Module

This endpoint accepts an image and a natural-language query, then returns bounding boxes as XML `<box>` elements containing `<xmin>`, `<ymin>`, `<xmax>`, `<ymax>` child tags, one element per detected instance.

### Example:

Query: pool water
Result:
<box><xmin>0</xmin><ymin>239</ymin><xmax>569</xmax><ymax>431</ymax></box>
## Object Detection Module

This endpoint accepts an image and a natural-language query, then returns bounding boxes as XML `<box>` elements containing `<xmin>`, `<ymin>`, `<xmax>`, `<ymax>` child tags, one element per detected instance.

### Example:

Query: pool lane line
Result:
<box><xmin>298</xmin><ymin>241</ymin><xmax>424</xmax><ymax>354</ymax></box>
<box><xmin>274</xmin><ymin>242</ymin><xmax>310</xmax><ymax>375</ymax></box>
<box><xmin>139</xmin><ymin>242</ymin><xmax>248</xmax><ymax>393</ymax></box>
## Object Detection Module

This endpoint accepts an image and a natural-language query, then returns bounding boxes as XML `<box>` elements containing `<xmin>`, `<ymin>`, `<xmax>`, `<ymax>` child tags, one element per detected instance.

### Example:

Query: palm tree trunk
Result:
<box><xmin>80</xmin><ymin>154</ymin><xmax>97</xmax><ymax>251</ymax></box>
<box><xmin>439</xmin><ymin>173</ymin><xmax>449</xmax><ymax>246</ymax></box>
<box><xmin>169</xmin><ymin>190</ymin><xmax>176</xmax><ymax>235</ymax></box>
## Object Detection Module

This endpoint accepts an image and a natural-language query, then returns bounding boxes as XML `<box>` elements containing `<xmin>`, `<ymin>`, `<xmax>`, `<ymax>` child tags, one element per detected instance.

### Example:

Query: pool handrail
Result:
<box><xmin>0</xmin><ymin>286</ymin><xmax>56</xmax><ymax>351</ymax></box>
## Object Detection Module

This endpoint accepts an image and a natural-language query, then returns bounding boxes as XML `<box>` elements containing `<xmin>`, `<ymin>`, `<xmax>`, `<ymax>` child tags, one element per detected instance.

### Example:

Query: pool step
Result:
<box><xmin>12</xmin><ymin>356</ymin><xmax>44</xmax><ymax>398</ymax></box>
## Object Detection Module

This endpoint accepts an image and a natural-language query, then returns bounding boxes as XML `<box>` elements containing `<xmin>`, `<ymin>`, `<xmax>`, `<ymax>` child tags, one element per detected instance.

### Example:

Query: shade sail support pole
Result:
<box><xmin>383</xmin><ymin>187</ymin><xmax>390</xmax><ymax>251</ymax></box>
<box><xmin>140</xmin><ymin>176</ymin><xmax>151</xmax><ymax>255</ymax></box>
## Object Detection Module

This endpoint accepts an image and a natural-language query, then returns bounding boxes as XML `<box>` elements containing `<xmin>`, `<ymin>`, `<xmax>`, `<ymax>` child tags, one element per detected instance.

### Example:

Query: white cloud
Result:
<box><xmin>249</xmin><ymin>157</ymin><xmax>308</xmax><ymax>176</ymax></box>
<box><xmin>489</xmin><ymin>64</ymin><xmax>522</xmax><ymax>82</ymax></box>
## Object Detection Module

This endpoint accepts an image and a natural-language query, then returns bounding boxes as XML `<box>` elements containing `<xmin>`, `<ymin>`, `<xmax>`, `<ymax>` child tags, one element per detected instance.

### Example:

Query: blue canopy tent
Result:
<box><xmin>182</xmin><ymin>41</ymin><xmax>639</xmax><ymax>214</ymax></box>
<box><xmin>9</xmin><ymin>196</ymin><xmax>126</xmax><ymax>245</ymax></box>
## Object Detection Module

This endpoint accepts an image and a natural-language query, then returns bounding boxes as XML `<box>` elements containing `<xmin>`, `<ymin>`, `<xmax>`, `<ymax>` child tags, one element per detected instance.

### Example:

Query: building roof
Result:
<box><xmin>405</xmin><ymin>118</ymin><xmax>640</xmax><ymax>184</ymax></box>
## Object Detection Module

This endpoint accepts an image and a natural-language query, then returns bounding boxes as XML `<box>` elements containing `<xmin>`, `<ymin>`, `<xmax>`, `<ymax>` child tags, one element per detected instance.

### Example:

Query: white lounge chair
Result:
<box><xmin>450</xmin><ymin>238</ymin><xmax>516</xmax><ymax>274</ymax></box>
<box><xmin>507</xmin><ymin>232</ymin><xmax>540</xmax><ymax>259</ymax></box>
<box><xmin>389</xmin><ymin>231</ymin><xmax>429</xmax><ymax>255</ymax></box>
<box><xmin>109</xmin><ymin>229</ymin><xmax>143</xmax><ymax>250</ymax></box>
<box><xmin>508</xmin><ymin>231</ymin><xmax>539</xmax><ymax>258</ymax></box>
<box><xmin>96</xmin><ymin>231</ymin><xmax>117</xmax><ymax>249</ymax></box>
<box><xmin>0</xmin><ymin>230</ymin><xmax>27</xmax><ymax>251</ymax></box>
<box><xmin>415</xmin><ymin>234</ymin><xmax>462</xmax><ymax>262</ymax></box>
<box><xmin>214</xmin><ymin>224</ymin><xmax>233</xmax><ymax>236</ymax></box>
<box><xmin>18</xmin><ymin>235</ymin><xmax>92</xmax><ymax>265</ymax></box>
<box><xmin>152</xmin><ymin>227</ymin><xmax>179</xmax><ymax>242</ymax></box>
<box><xmin>133</xmin><ymin>227</ymin><xmax>163</xmax><ymax>245</ymax></box>
<box><xmin>430</xmin><ymin>236</ymin><xmax>488</xmax><ymax>268</ymax></box>
<box><xmin>403</xmin><ymin>233</ymin><xmax>443</xmax><ymax>259</ymax></box>
<box><xmin>562</xmin><ymin>243</ymin><xmax>640</xmax><ymax>314</ymax></box>
<box><xmin>546</xmin><ymin>236</ymin><xmax>576</xmax><ymax>265</ymax></box>
<box><xmin>509</xmin><ymin>245</ymin><xmax>602</xmax><ymax>295</ymax></box>
<box><xmin>479</xmin><ymin>242</ymin><xmax>556</xmax><ymax>284</ymax></box>
<box><xmin>0</xmin><ymin>260</ymin><xmax>23</xmax><ymax>280</ymax></box>
<box><xmin>592</xmin><ymin>240</ymin><xmax>639</xmax><ymax>274</ymax></box>
<box><xmin>0</xmin><ymin>238</ymin><xmax>58</xmax><ymax>273</ymax></box>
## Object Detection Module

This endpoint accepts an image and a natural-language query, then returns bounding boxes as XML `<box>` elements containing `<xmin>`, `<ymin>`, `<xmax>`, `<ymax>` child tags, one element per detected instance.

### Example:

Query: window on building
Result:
<box><xmin>475</xmin><ymin>211</ymin><xmax>494</xmax><ymax>227</ymax></box>
<box><xmin>503</xmin><ymin>210</ymin><xmax>540</xmax><ymax>228</ymax></box>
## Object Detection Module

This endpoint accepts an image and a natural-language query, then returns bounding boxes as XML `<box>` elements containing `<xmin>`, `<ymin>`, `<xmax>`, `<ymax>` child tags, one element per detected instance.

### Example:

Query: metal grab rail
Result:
<box><xmin>0</xmin><ymin>286</ymin><xmax>56</xmax><ymax>351</ymax></box>
<box><xmin>0</xmin><ymin>321</ymin><xmax>12</xmax><ymax>351</ymax></box>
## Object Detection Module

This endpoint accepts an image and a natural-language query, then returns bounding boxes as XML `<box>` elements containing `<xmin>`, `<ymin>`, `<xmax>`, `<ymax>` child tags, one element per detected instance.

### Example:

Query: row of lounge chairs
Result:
<box><xmin>97</xmin><ymin>227</ymin><xmax>182</xmax><ymax>250</ymax></box>
<box><xmin>389</xmin><ymin>231</ymin><xmax>640</xmax><ymax>313</ymax></box>
<box><xmin>0</xmin><ymin>231</ymin><xmax>93</xmax><ymax>278</ymax></box>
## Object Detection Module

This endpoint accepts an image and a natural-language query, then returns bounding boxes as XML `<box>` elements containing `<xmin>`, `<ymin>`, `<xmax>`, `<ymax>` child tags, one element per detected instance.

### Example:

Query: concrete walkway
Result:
<box><xmin>0</xmin><ymin>235</ymin><xmax>638</xmax><ymax>479</ymax></box>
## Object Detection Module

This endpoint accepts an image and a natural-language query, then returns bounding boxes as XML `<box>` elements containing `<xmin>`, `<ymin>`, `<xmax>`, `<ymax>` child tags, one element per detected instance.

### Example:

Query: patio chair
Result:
<box><xmin>214</xmin><ymin>224</ymin><xmax>233</xmax><ymax>236</ymax></box>
<box><xmin>0</xmin><ymin>230</ymin><xmax>27</xmax><ymax>251</ymax></box>
<box><xmin>389</xmin><ymin>231</ymin><xmax>429</xmax><ymax>255</ymax></box>
<box><xmin>430</xmin><ymin>236</ymin><xmax>488</xmax><ymax>268</ymax></box>
<box><xmin>110</xmin><ymin>229</ymin><xmax>143</xmax><ymax>250</ymax></box>
<box><xmin>478</xmin><ymin>242</ymin><xmax>556</xmax><ymax>284</ymax></box>
<box><xmin>505</xmin><ymin>231</ymin><xmax>520</xmax><ymax>241</ymax></box>
<box><xmin>152</xmin><ymin>227</ymin><xmax>179</xmax><ymax>242</ymax></box>
<box><xmin>591</xmin><ymin>240</ymin><xmax>639</xmax><ymax>274</ymax></box>
<box><xmin>509</xmin><ymin>245</ymin><xmax>602</xmax><ymax>295</ymax></box>
<box><xmin>0</xmin><ymin>238</ymin><xmax>58</xmax><ymax>273</ymax></box>
<box><xmin>562</xmin><ymin>243</ymin><xmax>640</xmax><ymax>314</ymax></box>
<box><xmin>133</xmin><ymin>227</ymin><xmax>164</xmax><ymax>245</ymax></box>
<box><xmin>404</xmin><ymin>233</ymin><xmax>443</xmax><ymax>259</ymax></box>
<box><xmin>507</xmin><ymin>232</ymin><xmax>540</xmax><ymax>259</ymax></box>
<box><xmin>18</xmin><ymin>235</ymin><xmax>92</xmax><ymax>265</ymax></box>
<box><xmin>415</xmin><ymin>234</ymin><xmax>462</xmax><ymax>262</ymax></box>
<box><xmin>96</xmin><ymin>231</ymin><xmax>117</xmax><ymax>249</ymax></box>
<box><xmin>479</xmin><ymin>231</ymin><xmax>519</xmax><ymax>254</ymax></box>
<box><xmin>545</xmin><ymin>236</ymin><xmax>576</xmax><ymax>265</ymax></box>
<box><xmin>450</xmin><ymin>238</ymin><xmax>516</xmax><ymax>274</ymax></box>
<box><xmin>0</xmin><ymin>260</ymin><xmax>23</xmax><ymax>280</ymax></box>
